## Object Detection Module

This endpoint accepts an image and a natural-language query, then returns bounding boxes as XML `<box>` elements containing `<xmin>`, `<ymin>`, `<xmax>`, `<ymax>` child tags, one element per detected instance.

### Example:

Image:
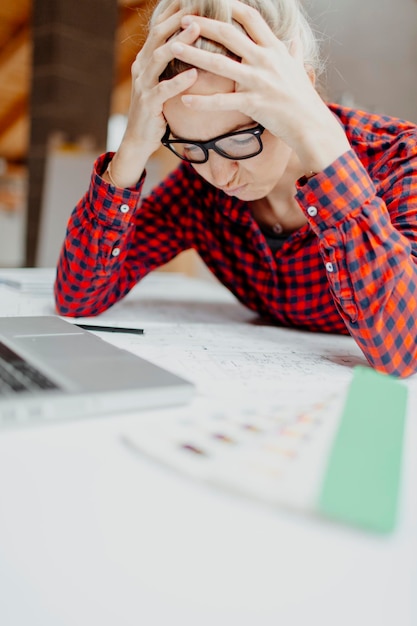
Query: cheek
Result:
<box><xmin>263</xmin><ymin>133</ymin><xmax>288</xmax><ymax>158</ymax></box>
<box><xmin>191</xmin><ymin>157</ymin><xmax>260</xmax><ymax>182</ymax></box>
<box><xmin>190</xmin><ymin>162</ymin><xmax>210</xmax><ymax>179</ymax></box>
<box><xmin>260</xmin><ymin>137</ymin><xmax>291</xmax><ymax>171</ymax></box>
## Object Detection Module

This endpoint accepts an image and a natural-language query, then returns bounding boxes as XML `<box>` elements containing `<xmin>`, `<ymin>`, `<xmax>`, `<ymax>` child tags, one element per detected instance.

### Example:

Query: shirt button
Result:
<box><xmin>119</xmin><ymin>203</ymin><xmax>130</xmax><ymax>214</ymax></box>
<box><xmin>307</xmin><ymin>206</ymin><xmax>318</xmax><ymax>217</ymax></box>
<box><xmin>111</xmin><ymin>247</ymin><xmax>121</xmax><ymax>257</ymax></box>
<box><xmin>325</xmin><ymin>262</ymin><xmax>334</xmax><ymax>273</ymax></box>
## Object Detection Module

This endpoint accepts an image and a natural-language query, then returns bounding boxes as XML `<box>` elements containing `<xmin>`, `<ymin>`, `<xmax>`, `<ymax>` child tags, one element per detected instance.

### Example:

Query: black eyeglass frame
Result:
<box><xmin>161</xmin><ymin>123</ymin><xmax>265</xmax><ymax>163</ymax></box>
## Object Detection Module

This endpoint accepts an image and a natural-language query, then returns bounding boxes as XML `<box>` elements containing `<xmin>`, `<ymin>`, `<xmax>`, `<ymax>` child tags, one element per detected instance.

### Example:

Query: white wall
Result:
<box><xmin>36</xmin><ymin>146</ymin><xmax>97</xmax><ymax>268</ymax></box>
<box><xmin>306</xmin><ymin>0</ymin><xmax>417</xmax><ymax>122</ymax></box>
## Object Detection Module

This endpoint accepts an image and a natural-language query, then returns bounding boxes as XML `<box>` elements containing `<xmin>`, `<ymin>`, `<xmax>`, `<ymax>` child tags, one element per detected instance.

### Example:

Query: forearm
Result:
<box><xmin>54</xmin><ymin>154</ymin><xmax>147</xmax><ymax>316</ymax></box>
<box><xmin>291</xmin><ymin>96</ymin><xmax>351</xmax><ymax>178</ymax></box>
<box><xmin>54</xmin><ymin>155</ymin><xmax>192</xmax><ymax>317</ymax></box>
<box><xmin>102</xmin><ymin>140</ymin><xmax>154</xmax><ymax>190</ymax></box>
<box><xmin>297</xmin><ymin>151</ymin><xmax>417</xmax><ymax>377</ymax></box>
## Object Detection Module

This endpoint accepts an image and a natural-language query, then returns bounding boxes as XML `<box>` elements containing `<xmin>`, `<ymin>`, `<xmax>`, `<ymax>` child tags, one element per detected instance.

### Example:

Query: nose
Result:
<box><xmin>203</xmin><ymin>152</ymin><xmax>238</xmax><ymax>188</ymax></box>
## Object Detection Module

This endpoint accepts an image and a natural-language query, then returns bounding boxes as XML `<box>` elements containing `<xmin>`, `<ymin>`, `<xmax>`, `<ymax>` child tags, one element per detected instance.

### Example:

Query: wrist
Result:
<box><xmin>297</xmin><ymin>170</ymin><xmax>317</xmax><ymax>187</ymax></box>
<box><xmin>105</xmin><ymin>160</ymin><xmax>123</xmax><ymax>188</ymax></box>
<box><xmin>292</xmin><ymin>105</ymin><xmax>351</xmax><ymax>175</ymax></box>
<box><xmin>104</xmin><ymin>144</ymin><xmax>149</xmax><ymax>189</ymax></box>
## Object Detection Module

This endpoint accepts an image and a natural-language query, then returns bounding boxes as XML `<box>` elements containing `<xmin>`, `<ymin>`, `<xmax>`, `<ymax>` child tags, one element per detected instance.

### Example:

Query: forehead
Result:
<box><xmin>163</xmin><ymin>72</ymin><xmax>253</xmax><ymax>140</ymax></box>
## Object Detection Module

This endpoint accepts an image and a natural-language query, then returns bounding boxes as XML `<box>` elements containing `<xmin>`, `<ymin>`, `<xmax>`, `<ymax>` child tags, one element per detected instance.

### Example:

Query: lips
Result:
<box><xmin>222</xmin><ymin>184</ymin><xmax>247</xmax><ymax>196</ymax></box>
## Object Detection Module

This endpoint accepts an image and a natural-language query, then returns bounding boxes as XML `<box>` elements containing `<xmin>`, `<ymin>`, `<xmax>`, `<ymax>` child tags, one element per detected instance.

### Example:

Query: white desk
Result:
<box><xmin>0</xmin><ymin>269</ymin><xmax>415</xmax><ymax>626</ymax></box>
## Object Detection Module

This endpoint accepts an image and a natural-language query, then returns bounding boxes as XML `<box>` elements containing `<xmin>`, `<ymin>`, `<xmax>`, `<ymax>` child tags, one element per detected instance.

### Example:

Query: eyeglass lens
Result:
<box><xmin>165</xmin><ymin>127</ymin><xmax>263</xmax><ymax>163</ymax></box>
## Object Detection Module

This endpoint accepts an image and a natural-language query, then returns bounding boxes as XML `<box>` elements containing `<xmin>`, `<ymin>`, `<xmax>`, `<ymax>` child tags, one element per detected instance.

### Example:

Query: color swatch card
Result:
<box><xmin>123</xmin><ymin>367</ymin><xmax>407</xmax><ymax>533</ymax></box>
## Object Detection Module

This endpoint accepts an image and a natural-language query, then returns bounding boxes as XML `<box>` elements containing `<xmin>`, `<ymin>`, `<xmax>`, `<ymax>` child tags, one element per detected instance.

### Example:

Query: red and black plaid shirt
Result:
<box><xmin>55</xmin><ymin>104</ymin><xmax>417</xmax><ymax>377</ymax></box>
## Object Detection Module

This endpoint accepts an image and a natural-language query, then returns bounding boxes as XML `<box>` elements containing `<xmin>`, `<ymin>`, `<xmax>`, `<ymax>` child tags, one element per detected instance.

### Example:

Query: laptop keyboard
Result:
<box><xmin>0</xmin><ymin>340</ymin><xmax>60</xmax><ymax>394</ymax></box>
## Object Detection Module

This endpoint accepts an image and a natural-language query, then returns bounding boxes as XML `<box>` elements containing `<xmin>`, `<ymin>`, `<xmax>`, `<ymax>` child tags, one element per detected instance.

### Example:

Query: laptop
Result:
<box><xmin>0</xmin><ymin>315</ymin><xmax>194</xmax><ymax>428</ymax></box>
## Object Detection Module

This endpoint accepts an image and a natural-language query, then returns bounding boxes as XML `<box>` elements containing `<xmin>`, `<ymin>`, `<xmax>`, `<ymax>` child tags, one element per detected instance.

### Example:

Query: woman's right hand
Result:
<box><xmin>106</xmin><ymin>2</ymin><xmax>200</xmax><ymax>188</ymax></box>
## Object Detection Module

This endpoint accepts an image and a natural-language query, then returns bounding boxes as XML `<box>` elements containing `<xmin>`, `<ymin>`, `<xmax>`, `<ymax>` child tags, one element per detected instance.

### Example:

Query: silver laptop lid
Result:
<box><xmin>0</xmin><ymin>316</ymin><xmax>194</xmax><ymax>427</ymax></box>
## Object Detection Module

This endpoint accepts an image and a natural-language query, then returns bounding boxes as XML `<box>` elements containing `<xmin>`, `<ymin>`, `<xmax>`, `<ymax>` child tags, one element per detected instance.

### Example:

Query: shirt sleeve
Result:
<box><xmin>54</xmin><ymin>153</ymin><xmax>189</xmax><ymax>317</ymax></box>
<box><xmin>296</xmin><ymin>148</ymin><xmax>417</xmax><ymax>377</ymax></box>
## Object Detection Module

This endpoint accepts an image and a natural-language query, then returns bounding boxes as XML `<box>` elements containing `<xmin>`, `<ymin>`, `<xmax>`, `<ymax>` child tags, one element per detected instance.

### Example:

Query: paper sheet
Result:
<box><xmin>65</xmin><ymin>272</ymin><xmax>365</xmax><ymax>394</ymax></box>
<box><xmin>0</xmin><ymin>271</ymin><xmax>366</xmax><ymax>396</ymax></box>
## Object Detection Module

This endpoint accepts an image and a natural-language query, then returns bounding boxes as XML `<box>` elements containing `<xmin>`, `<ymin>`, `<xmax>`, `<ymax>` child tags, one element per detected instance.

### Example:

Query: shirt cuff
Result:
<box><xmin>295</xmin><ymin>149</ymin><xmax>377</xmax><ymax>235</ymax></box>
<box><xmin>87</xmin><ymin>152</ymin><xmax>146</xmax><ymax>228</ymax></box>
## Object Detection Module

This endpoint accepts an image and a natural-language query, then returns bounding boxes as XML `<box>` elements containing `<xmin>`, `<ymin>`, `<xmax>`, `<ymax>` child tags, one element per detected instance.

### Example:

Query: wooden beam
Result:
<box><xmin>0</xmin><ymin>25</ymin><xmax>31</xmax><ymax>159</ymax></box>
<box><xmin>111</xmin><ymin>0</ymin><xmax>155</xmax><ymax>115</ymax></box>
<box><xmin>0</xmin><ymin>117</ymin><xmax>28</xmax><ymax>162</ymax></box>
<box><xmin>0</xmin><ymin>0</ymin><xmax>153</xmax><ymax>163</ymax></box>
<box><xmin>0</xmin><ymin>25</ymin><xmax>31</xmax><ymax>101</ymax></box>
<box><xmin>26</xmin><ymin>0</ymin><xmax>119</xmax><ymax>266</ymax></box>
<box><xmin>0</xmin><ymin>97</ymin><xmax>28</xmax><ymax>145</ymax></box>
<box><xmin>115</xmin><ymin>2</ymin><xmax>154</xmax><ymax>86</ymax></box>
<box><xmin>0</xmin><ymin>0</ymin><xmax>31</xmax><ymax>39</ymax></box>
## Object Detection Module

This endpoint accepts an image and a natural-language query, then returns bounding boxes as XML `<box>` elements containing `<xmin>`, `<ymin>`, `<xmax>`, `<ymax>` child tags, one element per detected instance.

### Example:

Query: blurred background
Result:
<box><xmin>0</xmin><ymin>0</ymin><xmax>416</xmax><ymax>272</ymax></box>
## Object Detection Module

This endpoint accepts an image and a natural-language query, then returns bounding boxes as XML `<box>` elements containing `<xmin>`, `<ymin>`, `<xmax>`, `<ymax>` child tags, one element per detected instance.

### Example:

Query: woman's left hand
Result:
<box><xmin>170</xmin><ymin>0</ymin><xmax>350</xmax><ymax>173</ymax></box>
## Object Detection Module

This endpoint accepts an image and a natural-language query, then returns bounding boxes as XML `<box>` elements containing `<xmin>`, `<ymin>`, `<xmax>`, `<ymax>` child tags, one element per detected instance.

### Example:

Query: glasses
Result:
<box><xmin>161</xmin><ymin>124</ymin><xmax>265</xmax><ymax>164</ymax></box>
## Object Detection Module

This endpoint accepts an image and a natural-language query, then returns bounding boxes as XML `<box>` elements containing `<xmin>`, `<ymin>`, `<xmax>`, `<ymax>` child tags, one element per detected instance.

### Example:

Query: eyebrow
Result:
<box><xmin>169</xmin><ymin>122</ymin><xmax>257</xmax><ymax>142</ymax></box>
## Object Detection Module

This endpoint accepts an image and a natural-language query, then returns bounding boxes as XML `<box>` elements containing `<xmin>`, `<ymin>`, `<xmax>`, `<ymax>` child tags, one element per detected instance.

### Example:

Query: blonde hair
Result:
<box><xmin>150</xmin><ymin>0</ymin><xmax>323</xmax><ymax>81</ymax></box>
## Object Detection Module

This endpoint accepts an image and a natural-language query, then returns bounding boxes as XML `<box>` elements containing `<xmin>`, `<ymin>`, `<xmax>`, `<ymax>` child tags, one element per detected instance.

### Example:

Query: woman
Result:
<box><xmin>54</xmin><ymin>0</ymin><xmax>417</xmax><ymax>377</ymax></box>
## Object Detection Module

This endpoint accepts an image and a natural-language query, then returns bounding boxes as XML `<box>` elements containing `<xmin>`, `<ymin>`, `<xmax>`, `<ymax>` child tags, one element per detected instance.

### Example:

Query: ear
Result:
<box><xmin>288</xmin><ymin>35</ymin><xmax>303</xmax><ymax>61</ymax></box>
<box><xmin>305</xmin><ymin>64</ymin><xmax>316</xmax><ymax>86</ymax></box>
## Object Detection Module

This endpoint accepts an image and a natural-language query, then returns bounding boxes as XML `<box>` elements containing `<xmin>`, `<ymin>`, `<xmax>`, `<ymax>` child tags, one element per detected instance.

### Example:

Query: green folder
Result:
<box><xmin>318</xmin><ymin>366</ymin><xmax>408</xmax><ymax>533</ymax></box>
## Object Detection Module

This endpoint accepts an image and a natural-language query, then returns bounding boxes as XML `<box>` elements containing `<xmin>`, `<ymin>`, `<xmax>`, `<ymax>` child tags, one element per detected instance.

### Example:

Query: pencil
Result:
<box><xmin>75</xmin><ymin>323</ymin><xmax>144</xmax><ymax>335</ymax></box>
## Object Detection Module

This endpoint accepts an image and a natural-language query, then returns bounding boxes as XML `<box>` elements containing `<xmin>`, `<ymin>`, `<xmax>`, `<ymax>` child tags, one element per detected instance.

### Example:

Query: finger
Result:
<box><xmin>181</xmin><ymin>91</ymin><xmax>249</xmax><ymax>114</ymax></box>
<box><xmin>144</xmin><ymin>6</ymin><xmax>187</xmax><ymax>52</ymax></box>
<box><xmin>180</xmin><ymin>15</ymin><xmax>261</xmax><ymax>63</ymax></box>
<box><xmin>180</xmin><ymin>2</ymin><xmax>277</xmax><ymax>49</ymax></box>
<box><xmin>168</xmin><ymin>19</ymin><xmax>202</xmax><ymax>53</ymax></box>
<box><xmin>156</xmin><ymin>68</ymin><xmax>198</xmax><ymax>105</ymax></box>
<box><xmin>132</xmin><ymin>20</ymin><xmax>200</xmax><ymax>86</ymax></box>
<box><xmin>147</xmin><ymin>21</ymin><xmax>201</xmax><ymax>84</ymax></box>
<box><xmin>170</xmin><ymin>40</ymin><xmax>248</xmax><ymax>82</ymax></box>
<box><xmin>152</xmin><ymin>0</ymin><xmax>181</xmax><ymax>26</ymax></box>
<box><xmin>230</xmin><ymin>0</ymin><xmax>280</xmax><ymax>47</ymax></box>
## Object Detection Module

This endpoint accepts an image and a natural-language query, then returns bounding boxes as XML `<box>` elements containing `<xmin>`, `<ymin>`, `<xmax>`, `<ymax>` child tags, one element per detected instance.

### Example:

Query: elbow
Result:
<box><xmin>54</xmin><ymin>298</ymin><xmax>82</xmax><ymax>318</ymax></box>
<box><xmin>54</xmin><ymin>284</ymin><xmax>77</xmax><ymax>317</ymax></box>
<box><xmin>54</xmin><ymin>286</ymin><xmax>99</xmax><ymax>318</ymax></box>
<box><xmin>369</xmin><ymin>355</ymin><xmax>417</xmax><ymax>379</ymax></box>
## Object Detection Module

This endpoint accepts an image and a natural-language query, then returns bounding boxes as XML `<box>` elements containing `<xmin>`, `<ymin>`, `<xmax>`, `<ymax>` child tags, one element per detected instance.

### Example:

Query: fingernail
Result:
<box><xmin>181</xmin><ymin>15</ymin><xmax>192</xmax><ymax>26</ymax></box>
